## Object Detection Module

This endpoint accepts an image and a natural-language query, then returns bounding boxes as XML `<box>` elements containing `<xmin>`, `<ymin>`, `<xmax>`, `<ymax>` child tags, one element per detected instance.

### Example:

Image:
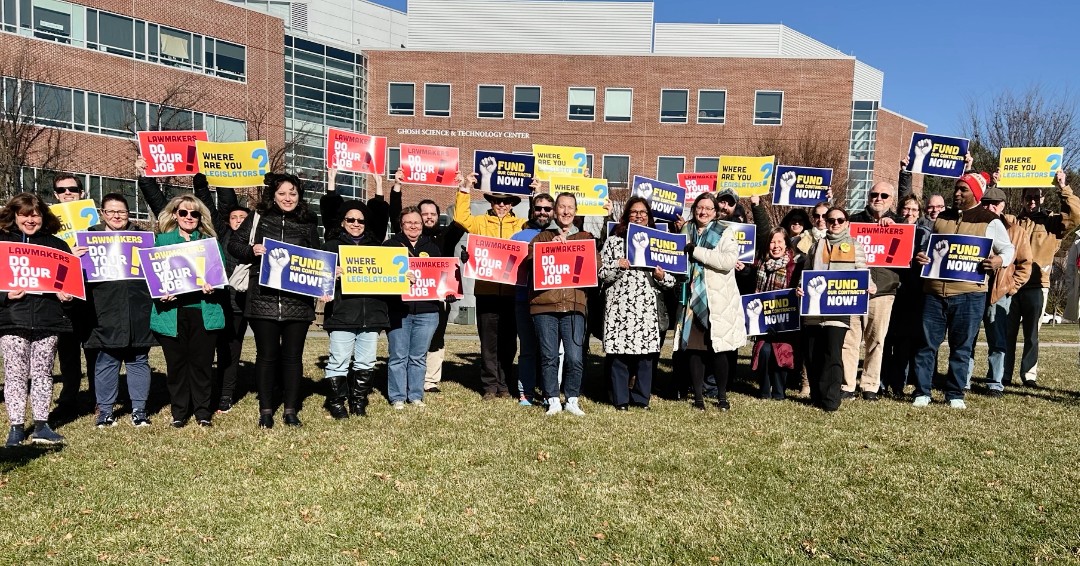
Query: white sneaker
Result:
<box><xmin>545</xmin><ymin>398</ymin><xmax>562</xmax><ymax>416</ymax></box>
<box><xmin>912</xmin><ymin>395</ymin><xmax>931</xmax><ymax>408</ymax></box>
<box><xmin>564</xmin><ymin>397</ymin><xmax>585</xmax><ymax>416</ymax></box>
<box><xmin>391</xmin><ymin>401</ymin><xmax>405</xmax><ymax>410</ymax></box>
<box><xmin>409</xmin><ymin>400</ymin><xmax>426</xmax><ymax>408</ymax></box>
<box><xmin>948</xmin><ymin>399</ymin><xmax>966</xmax><ymax>410</ymax></box>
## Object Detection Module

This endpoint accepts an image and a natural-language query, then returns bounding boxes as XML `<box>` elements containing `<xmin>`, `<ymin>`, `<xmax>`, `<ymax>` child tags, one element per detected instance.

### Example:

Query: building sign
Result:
<box><xmin>396</xmin><ymin>128</ymin><xmax>530</xmax><ymax>139</ymax></box>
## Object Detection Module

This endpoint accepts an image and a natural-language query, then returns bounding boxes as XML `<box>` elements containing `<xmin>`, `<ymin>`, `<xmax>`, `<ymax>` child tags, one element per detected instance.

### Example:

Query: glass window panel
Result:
<box><xmin>98</xmin><ymin>12</ymin><xmax>134</xmax><ymax>56</ymax></box>
<box><xmin>159</xmin><ymin>27</ymin><xmax>191</xmax><ymax>63</ymax></box>
<box><xmin>514</xmin><ymin>86</ymin><xmax>540</xmax><ymax>120</ymax></box>
<box><xmin>568</xmin><ymin>87</ymin><xmax>594</xmax><ymax>121</ymax></box>
<box><xmin>424</xmin><ymin>84</ymin><xmax>450</xmax><ymax>117</ymax></box>
<box><xmin>388</xmin><ymin>83</ymin><xmax>413</xmax><ymax>115</ymax></box>
<box><xmin>660</xmin><ymin>90</ymin><xmax>688</xmax><ymax>123</ymax></box>
<box><xmin>215</xmin><ymin>41</ymin><xmax>245</xmax><ymax>78</ymax></box>
<box><xmin>602</xmin><ymin>155</ymin><xmax>629</xmax><ymax>188</ymax></box>
<box><xmin>695</xmin><ymin>157</ymin><xmax>719</xmax><ymax>173</ymax></box>
<box><xmin>657</xmin><ymin>157</ymin><xmax>684</xmax><ymax>184</ymax></box>
<box><xmin>34</xmin><ymin>84</ymin><xmax>72</xmax><ymax>125</ymax></box>
<box><xmin>754</xmin><ymin>92</ymin><xmax>783</xmax><ymax>125</ymax></box>
<box><xmin>98</xmin><ymin>94</ymin><xmax>131</xmax><ymax>133</ymax></box>
<box><xmin>477</xmin><ymin>85</ymin><xmax>503</xmax><ymax>118</ymax></box>
<box><xmin>604</xmin><ymin>88</ymin><xmax>631</xmax><ymax>122</ymax></box>
<box><xmin>32</xmin><ymin>0</ymin><xmax>70</xmax><ymax>43</ymax></box>
<box><xmin>697</xmin><ymin>90</ymin><xmax>726</xmax><ymax>124</ymax></box>
<box><xmin>387</xmin><ymin>148</ymin><xmax>400</xmax><ymax>179</ymax></box>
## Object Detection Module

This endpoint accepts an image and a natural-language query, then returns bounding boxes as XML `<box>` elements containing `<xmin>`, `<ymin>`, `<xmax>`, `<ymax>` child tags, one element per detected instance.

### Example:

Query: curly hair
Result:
<box><xmin>0</xmin><ymin>192</ymin><xmax>62</xmax><ymax>235</ymax></box>
<box><xmin>257</xmin><ymin>173</ymin><xmax>309</xmax><ymax>217</ymax></box>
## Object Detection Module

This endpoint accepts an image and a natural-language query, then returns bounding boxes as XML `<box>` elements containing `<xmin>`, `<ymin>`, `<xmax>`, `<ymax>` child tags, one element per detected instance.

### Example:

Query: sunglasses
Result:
<box><xmin>869</xmin><ymin>192</ymin><xmax>890</xmax><ymax>200</ymax></box>
<box><xmin>826</xmin><ymin>217</ymin><xmax>846</xmax><ymax>225</ymax></box>
<box><xmin>343</xmin><ymin>217</ymin><xmax>365</xmax><ymax>224</ymax></box>
<box><xmin>491</xmin><ymin>198</ymin><xmax>514</xmax><ymax>205</ymax></box>
<box><xmin>54</xmin><ymin>186</ymin><xmax>80</xmax><ymax>194</ymax></box>
<box><xmin>176</xmin><ymin>209</ymin><xmax>202</xmax><ymax>219</ymax></box>
<box><xmin>812</xmin><ymin>213</ymin><xmax>826</xmax><ymax>219</ymax></box>
<box><xmin>533</xmin><ymin>206</ymin><xmax>553</xmax><ymax>212</ymax></box>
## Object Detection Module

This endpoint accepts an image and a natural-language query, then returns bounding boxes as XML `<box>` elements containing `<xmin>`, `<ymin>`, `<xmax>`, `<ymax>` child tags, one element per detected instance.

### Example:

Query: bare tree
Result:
<box><xmin>756</xmin><ymin>121</ymin><xmax>850</xmax><ymax>226</ymax></box>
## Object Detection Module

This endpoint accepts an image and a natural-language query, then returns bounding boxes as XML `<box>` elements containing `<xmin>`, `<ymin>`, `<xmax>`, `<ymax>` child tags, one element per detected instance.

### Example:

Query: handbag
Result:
<box><xmin>228</xmin><ymin>212</ymin><xmax>260</xmax><ymax>292</ymax></box>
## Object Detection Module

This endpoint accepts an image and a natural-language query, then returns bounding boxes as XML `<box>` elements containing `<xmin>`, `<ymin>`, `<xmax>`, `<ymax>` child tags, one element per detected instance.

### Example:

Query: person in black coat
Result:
<box><xmin>228</xmin><ymin>173</ymin><xmax>321</xmax><ymax>429</ymax></box>
<box><xmin>0</xmin><ymin>193</ymin><xmax>73</xmax><ymax>446</ymax></box>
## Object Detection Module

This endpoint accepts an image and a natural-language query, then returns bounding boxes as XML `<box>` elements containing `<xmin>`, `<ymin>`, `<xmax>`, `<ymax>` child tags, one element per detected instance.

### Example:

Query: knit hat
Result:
<box><xmin>958</xmin><ymin>172</ymin><xmax>991</xmax><ymax>201</ymax></box>
<box><xmin>716</xmin><ymin>188</ymin><xmax>738</xmax><ymax>205</ymax></box>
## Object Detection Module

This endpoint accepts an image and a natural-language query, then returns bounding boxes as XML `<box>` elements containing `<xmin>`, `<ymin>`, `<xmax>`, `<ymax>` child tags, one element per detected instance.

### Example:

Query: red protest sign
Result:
<box><xmin>0</xmin><ymin>242</ymin><xmax>86</xmax><ymax>300</ymax></box>
<box><xmin>399</xmin><ymin>143</ymin><xmax>460</xmax><ymax>187</ymax></box>
<box><xmin>677</xmin><ymin>172</ymin><xmax>717</xmax><ymax>206</ymax></box>
<box><xmin>461</xmin><ymin>235</ymin><xmax>528</xmax><ymax>285</ymax></box>
<box><xmin>403</xmin><ymin>257</ymin><xmax>462</xmax><ymax>301</ymax></box>
<box><xmin>137</xmin><ymin>130</ymin><xmax>208</xmax><ymax>177</ymax></box>
<box><xmin>327</xmin><ymin>128</ymin><xmax>386</xmax><ymax>175</ymax></box>
<box><xmin>849</xmin><ymin>223</ymin><xmax>916</xmax><ymax>267</ymax></box>
<box><xmin>533</xmin><ymin>240</ymin><xmax>598</xmax><ymax>290</ymax></box>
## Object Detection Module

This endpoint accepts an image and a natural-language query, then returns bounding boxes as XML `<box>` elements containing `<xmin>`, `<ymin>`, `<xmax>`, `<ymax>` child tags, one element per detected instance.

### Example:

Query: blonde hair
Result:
<box><xmin>157</xmin><ymin>194</ymin><xmax>216</xmax><ymax>237</ymax></box>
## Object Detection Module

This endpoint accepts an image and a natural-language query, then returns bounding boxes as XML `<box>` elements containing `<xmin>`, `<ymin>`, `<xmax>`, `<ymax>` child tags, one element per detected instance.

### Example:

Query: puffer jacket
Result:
<box><xmin>383</xmin><ymin>231</ymin><xmax>443</xmax><ymax>315</ymax></box>
<box><xmin>0</xmin><ymin>230</ymin><xmax>74</xmax><ymax>334</ymax></box>
<box><xmin>686</xmin><ymin>228</ymin><xmax>746</xmax><ymax>352</ymax></box>
<box><xmin>83</xmin><ymin>222</ymin><xmax>156</xmax><ymax>349</ymax></box>
<box><xmin>228</xmin><ymin>205</ymin><xmax>320</xmax><ymax>322</ymax></box>
<box><xmin>453</xmin><ymin>189</ymin><xmax>527</xmax><ymax>297</ymax></box>
<box><xmin>528</xmin><ymin>227</ymin><xmax>596</xmax><ymax>316</ymax></box>
<box><xmin>322</xmin><ymin>231</ymin><xmax>390</xmax><ymax>330</ymax></box>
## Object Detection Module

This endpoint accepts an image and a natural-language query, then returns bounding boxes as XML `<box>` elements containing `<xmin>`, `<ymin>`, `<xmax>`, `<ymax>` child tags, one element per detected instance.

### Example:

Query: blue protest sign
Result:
<box><xmin>772</xmin><ymin>165</ymin><xmax>832</xmax><ymax>206</ymax></box>
<box><xmin>626</xmin><ymin>223</ymin><xmax>688</xmax><ymax>274</ymax></box>
<box><xmin>742</xmin><ymin>288</ymin><xmax>801</xmax><ymax>336</ymax></box>
<box><xmin>800</xmin><ymin>269</ymin><xmax>870</xmax><ymax>316</ymax></box>
<box><xmin>920</xmin><ymin>233</ymin><xmax>992</xmax><ymax>283</ymax></box>
<box><xmin>607</xmin><ymin>221</ymin><xmax>669</xmax><ymax>237</ymax></box>
<box><xmin>906</xmin><ymin>133</ymin><xmax>970</xmax><ymax>179</ymax></box>
<box><xmin>719</xmin><ymin>221</ymin><xmax>756</xmax><ymax>262</ymax></box>
<box><xmin>258</xmin><ymin>238</ymin><xmax>337</xmax><ymax>298</ymax></box>
<box><xmin>474</xmin><ymin>150</ymin><xmax>535</xmax><ymax>196</ymax></box>
<box><xmin>631</xmin><ymin>175</ymin><xmax>685</xmax><ymax>222</ymax></box>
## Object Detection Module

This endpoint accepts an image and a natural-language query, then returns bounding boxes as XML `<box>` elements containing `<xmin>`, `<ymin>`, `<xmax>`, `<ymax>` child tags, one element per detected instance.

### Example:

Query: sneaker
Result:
<box><xmin>171</xmin><ymin>419</ymin><xmax>188</xmax><ymax>428</ymax></box>
<box><xmin>986</xmin><ymin>389</ymin><xmax>1005</xmax><ymax>398</ymax></box>
<box><xmin>948</xmin><ymin>399</ymin><xmax>967</xmax><ymax>410</ymax></box>
<box><xmin>564</xmin><ymin>397</ymin><xmax>585</xmax><ymax>416</ymax></box>
<box><xmin>391</xmin><ymin>401</ymin><xmax>406</xmax><ymax>410</ymax></box>
<box><xmin>912</xmin><ymin>395</ymin><xmax>931</xmax><ymax>408</ymax></box>
<box><xmin>841</xmin><ymin>390</ymin><xmax>857</xmax><ymax>400</ymax></box>
<box><xmin>482</xmin><ymin>392</ymin><xmax>496</xmax><ymax>402</ymax></box>
<box><xmin>95</xmin><ymin>414</ymin><xmax>117</xmax><ymax>429</ymax></box>
<box><xmin>409</xmin><ymin>399</ymin><xmax>426</xmax><ymax>408</ymax></box>
<box><xmin>1022</xmin><ymin>379</ymin><xmax>1040</xmax><ymax>389</ymax></box>
<box><xmin>131</xmin><ymin>411</ymin><xmax>151</xmax><ymax>427</ymax></box>
<box><xmin>424</xmin><ymin>386</ymin><xmax>441</xmax><ymax>394</ymax></box>
<box><xmin>518</xmin><ymin>398</ymin><xmax>533</xmax><ymax>407</ymax></box>
<box><xmin>197</xmin><ymin>419</ymin><xmax>213</xmax><ymax>428</ymax></box>
<box><xmin>495</xmin><ymin>391</ymin><xmax>511</xmax><ymax>399</ymax></box>
<box><xmin>862</xmin><ymin>391</ymin><xmax>879</xmax><ymax>402</ymax></box>
<box><xmin>5</xmin><ymin>425</ymin><xmax>26</xmax><ymax>447</ymax></box>
<box><xmin>716</xmin><ymin>399</ymin><xmax>731</xmax><ymax>411</ymax></box>
<box><xmin>217</xmin><ymin>398</ymin><xmax>233</xmax><ymax>413</ymax></box>
<box><xmin>29</xmin><ymin>424</ymin><xmax>64</xmax><ymax>445</ymax></box>
<box><xmin>545</xmin><ymin>398</ymin><xmax>562</xmax><ymax>416</ymax></box>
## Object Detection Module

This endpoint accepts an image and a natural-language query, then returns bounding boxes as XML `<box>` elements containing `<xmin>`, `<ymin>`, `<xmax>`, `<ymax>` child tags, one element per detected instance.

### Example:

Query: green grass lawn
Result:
<box><xmin>2</xmin><ymin>326</ymin><xmax>1080</xmax><ymax>564</ymax></box>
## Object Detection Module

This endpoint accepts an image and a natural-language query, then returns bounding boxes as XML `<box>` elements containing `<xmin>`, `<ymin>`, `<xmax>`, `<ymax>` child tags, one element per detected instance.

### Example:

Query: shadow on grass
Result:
<box><xmin>0</xmin><ymin>443</ymin><xmax>63</xmax><ymax>474</ymax></box>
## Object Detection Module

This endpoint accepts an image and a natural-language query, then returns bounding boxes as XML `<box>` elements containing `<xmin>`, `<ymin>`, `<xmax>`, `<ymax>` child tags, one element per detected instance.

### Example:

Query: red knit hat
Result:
<box><xmin>958</xmin><ymin>172</ymin><xmax>991</xmax><ymax>201</ymax></box>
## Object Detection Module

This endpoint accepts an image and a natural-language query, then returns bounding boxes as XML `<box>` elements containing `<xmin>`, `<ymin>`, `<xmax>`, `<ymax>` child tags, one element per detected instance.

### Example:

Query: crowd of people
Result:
<box><xmin>1</xmin><ymin>153</ymin><xmax>1076</xmax><ymax>445</ymax></box>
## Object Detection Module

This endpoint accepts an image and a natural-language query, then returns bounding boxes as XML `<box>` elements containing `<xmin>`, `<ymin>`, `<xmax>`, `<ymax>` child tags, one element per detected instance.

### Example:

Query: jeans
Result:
<box><xmin>534</xmin><ymin>312</ymin><xmax>585</xmax><ymax>399</ymax></box>
<box><xmin>95</xmin><ymin>348</ymin><xmax>152</xmax><ymax>414</ymax></box>
<box><xmin>983</xmin><ymin>295</ymin><xmax>1011</xmax><ymax>391</ymax></box>
<box><xmin>1005</xmin><ymin>286</ymin><xmax>1047</xmax><ymax>383</ymax></box>
<box><xmin>326</xmin><ymin>329</ymin><xmax>380</xmax><ymax>378</ymax></box>
<box><xmin>515</xmin><ymin>301</ymin><xmax>539</xmax><ymax>399</ymax></box>
<box><xmin>913</xmin><ymin>292</ymin><xmax>984</xmax><ymax>401</ymax></box>
<box><xmin>387</xmin><ymin>311</ymin><xmax>440</xmax><ymax>403</ymax></box>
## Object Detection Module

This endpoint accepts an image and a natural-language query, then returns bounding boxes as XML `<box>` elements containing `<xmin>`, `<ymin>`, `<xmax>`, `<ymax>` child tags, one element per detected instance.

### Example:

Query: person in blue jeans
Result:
<box><xmin>511</xmin><ymin>192</ymin><xmax>553</xmax><ymax>406</ymax></box>
<box><xmin>384</xmin><ymin>207</ymin><xmax>443</xmax><ymax>409</ymax></box>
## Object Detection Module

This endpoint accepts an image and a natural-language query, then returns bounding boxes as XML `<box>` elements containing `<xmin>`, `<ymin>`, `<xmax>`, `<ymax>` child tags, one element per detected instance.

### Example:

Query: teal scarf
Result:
<box><xmin>680</xmin><ymin>221</ymin><xmax>725</xmax><ymax>346</ymax></box>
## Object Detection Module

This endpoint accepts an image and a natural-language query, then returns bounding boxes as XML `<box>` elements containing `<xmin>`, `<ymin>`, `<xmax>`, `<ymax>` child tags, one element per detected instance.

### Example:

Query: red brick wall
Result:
<box><xmin>876</xmin><ymin>108</ymin><xmax>925</xmax><ymax>197</ymax></box>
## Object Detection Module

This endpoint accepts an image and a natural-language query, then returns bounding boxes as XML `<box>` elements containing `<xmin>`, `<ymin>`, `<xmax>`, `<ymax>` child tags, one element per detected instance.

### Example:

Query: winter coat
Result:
<box><xmin>322</xmin><ymin>231</ymin><xmax>390</xmax><ymax>330</ymax></box>
<box><xmin>597</xmin><ymin>234</ymin><xmax>675</xmax><ymax>355</ymax></box>
<box><xmin>988</xmin><ymin>214</ymin><xmax>1033</xmax><ymax>305</ymax></box>
<box><xmin>802</xmin><ymin>233</ymin><xmax>867</xmax><ymax>329</ymax></box>
<box><xmin>228</xmin><ymin>205</ymin><xmax>321</xmax><ymax>322</ymax></box>
<box><xmin>686</xmin><ymin>228</ymin><xmax>747</xmax><ymax>352</ymax></box>
<box><xmin>83</xmin><ymin>222</ymin><xmax>156</xmax><ymax>349</ymax></box>
<box><xmin>149</xmin><ymin>228</ymin><xmax>227</xmax><ymax>337</ymax></box>
<box><xmin>320</xmin><ymin>190</ymin><xmax>391</xmax><ymax>244</ymax></box>
<box><xmin>528</xmin><ymin>227</ymin><xmax>597</xmax><ymax>316</ymax></box>
<box><xmin>383</xmin><ymin>232</ymin><xmax>443</xmax><ymax>315</ymax></box>
<box><xmin>0</xmin><ymin>230</ymin><xmax>74</xmax><ymax>334</ymax></box>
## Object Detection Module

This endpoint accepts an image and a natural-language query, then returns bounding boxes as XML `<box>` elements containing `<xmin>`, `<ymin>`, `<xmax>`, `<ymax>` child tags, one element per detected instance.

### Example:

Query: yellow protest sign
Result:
<box><xmin>549</xmin><ymin>177</ymin><xmax>609</xmax><ymax>217</ymax></box>
<box><xmin>718</xmin><ymin>155</ymin><xmax>776</xmax><ymax>197</ymax></box>
<box><xmin>532</xmin><ymin>144</ymin><xmax>587</xmax><ymax>181</ymax></box>
<box><xmin>997</xmin><ymin>147</ymin><xmax>1064</xmax><ymax>188</ymax></box>
<box><xmin>338</xmin><ymin>245</ymin><xmax>411</xmax><ymax>295</ymax></box>
<box><xmin>50</xmin><ymin>199</ymin><xmax>99</xmax><ymax>247</ymax></box>
<box><xmin>195</xmin><ymin>140</ymin><xmax>270</xmax><ymax>188</ymax></box>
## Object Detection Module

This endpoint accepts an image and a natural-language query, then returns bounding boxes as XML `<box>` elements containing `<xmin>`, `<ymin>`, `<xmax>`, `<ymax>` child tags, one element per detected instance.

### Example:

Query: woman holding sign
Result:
<box><xmin>0</xmin><ymin>193</ymin><xmax>74</xmax><ymax>446</ymax></box>
<box><xmin>598</xmin><ymin>197</ymin><xmax>675</xmax><ymax>411</ymax></box>
<box><xmin>749</xmin><ymin>228</ymin><xmax>803</xmax><ymax>401</ymax></box>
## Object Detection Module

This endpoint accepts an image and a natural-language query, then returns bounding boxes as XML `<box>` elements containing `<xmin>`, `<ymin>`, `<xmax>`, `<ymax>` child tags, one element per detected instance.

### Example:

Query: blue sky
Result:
<box><xmin>372</xmin><ymin>0</ymin><xmax>1080</xmax><ymax>134</ymax></box>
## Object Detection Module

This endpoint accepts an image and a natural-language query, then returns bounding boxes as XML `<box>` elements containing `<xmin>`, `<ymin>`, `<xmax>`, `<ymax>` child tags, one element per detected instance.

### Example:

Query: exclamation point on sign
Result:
<box><xmin>193</xmin><ymin>256</ymin><xmax>206</xmax><ymax>286</ymax></box>
<box><xmin>186</xmin><ymin>145</ymin><xmax>197</xmax><ymax>172</ymax></box>
<box><xmin>500</xmin><ymin>255</ymin><xmax>519</xmax><ymax>281</ymax></box>
<box><xmin>53</xmin><ymin>264</ymin><xmax>67</xmax><ymax>290</ymax></box>
<box><xmin>435</xmin><ymin>159</ymin><xmax>447</xmax><ymax>184</ymax></box>
<box><xmin>885</xmin><ymin>238</ymin><xmax>900</xmax><ymax>264</ymax></box>
<box><xmin>131</xmin><ymin>250</ymin><xmax>141</xmax><ymax>276</ymax></box>
<box><xmin>572</xmin><ymin>256</ymin><xmax>584</xmax><ymax>284</ymax></box>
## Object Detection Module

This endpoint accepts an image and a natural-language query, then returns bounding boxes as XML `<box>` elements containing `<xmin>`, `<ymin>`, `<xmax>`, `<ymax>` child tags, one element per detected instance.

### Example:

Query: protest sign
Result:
<box><xmin>920</xmin><ymin>234</ymin><xmax>992</xmax><ymax>284</ymax></box>
<box><xmin>258</xmin><ymin>238</ymin><xmax>337</xmax><ymax>298</ymax></box>
<box><xmin>75</xmin><ymin>231</ymin><xmax>154</xmax><ymax>282</ymax></box>
<box><xmin>997</xmin><ymin>147</ymin><xmax>1064</xmax><ymax>188</ymax></box>
<box><xmin>800</xmin><ymin>269</ymin><xmax>870</xmax><ymax>316</ymax></box>
<box><xmin>532</xmin><ymin>240</ymin><xmax>598</xmax><ymax>290</ymax></box>
<box><xmin>474</xmin><ymin>150</ymin><xmax>535</xmax><ymax>196</ymax></box>
<box><xmin>719</xmin><ymin>222</ymin><xmax>756</xmax><ymax>263</ymax></box>
<box><xmin>905</xmin><ymin>133</ymin><xmax>969</xmax><ymax>178</ymax></box>
<box><xmin>631</xmin><ymin>176</ymin><xmax>685</xmax><ymax>221</ymax></box>
<box><xmin>742</xmin><ymin>288</ymin><xmax>801</xmax><ymax>336</ymax></box>
<box><xmin>677</xmin><ymin>172</ymin><xmax>717</xmax><ymax>207</ymax></box>
<box><xmin>50</xmin><ymin>199</ymin><xmax>99</xmax><ymax>248</ymax></box>
<box><xmin>403</xmin><ymin>257</ymin><xmax>462</xmax><ymax>301</ymax></box>
<box><xmin>532</xmin><ymin>144</ymin><xmax>587</xmax><ymax>181</ymax></box>
<box><xmin>718</xmin><ymin>155</ymin><xmax>775</xmax><ymax>197</ymax></box>
<box><xmin>462</xmin><ymin>235</ymin><xmax>529</xmax><ymax>285</ymax></box>
<box><xmin>327</xmin><ymin>128</ymin><xmax>386</xmax><ymax>175</ymax></box>
<box><xmin>772</xmin><ymin>165</ymin><xmax>832</xmax><ymax>206</ymax></box>
<box><xmin>625</xmin><ymin>223</ymin><xmax>688</xmax><ymax>274</ymax></box>
<box><xmin>138</xmin><ymin>130</ymin><xmax>208</xmax><ymax>176</ymax></box>
<box><xmin>137</xmin><ymin>239</ymin><xmax>226</xmax><ymax>299</ymax></box>
<box><xmin>398</xmin><ymin>143</ymin><xmax>459</xmax><ymax>187</ymax></box>
<box><xmin>196</xmin><ymin>140</ymin><xmax>270</xmax><ymax>188</ymax></box>
<box><xmin>849</xmin><ymin>223</ymin><xmax>916</xmax><ymax>267</ymax></box>
<box><xmin>338</xmin><ymin>245</ymin><xmax>410</xmax><ymax>295</ymax></box>
<box><xmin>0</xmin><ymin>242</ymin><xmax>85</xmax><ymax>300</ymax></box>
<box><xmin>548</xmin><ymin>177</ymin><xmax>608</xmax><ymax>216</ymax></box>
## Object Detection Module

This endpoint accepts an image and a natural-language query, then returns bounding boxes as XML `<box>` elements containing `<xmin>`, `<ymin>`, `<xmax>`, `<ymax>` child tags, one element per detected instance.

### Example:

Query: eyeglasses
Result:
<box><xmin>102</xmin><ymin>209</ymin><xmax>129</xmax><ymax>216</ymax></box>
<box><xmin>533</xmin><ymin>206</ymin><xmax>553</xmax><ymax>212</ymax></box>
<box><xmin>628</xmin><ymin>209</ymin><xmax>649</xmax><ymax>216</ymax></box>
<box><xmin>176</xmin><ymin>209</ymin><xmax>202</xmax><ymax>219</ymax></box>
<box><xmin>869</xmin><ymin>192</ymin><xmax>891</xmax><ymax>200</ymax></box>
<box><xmin>343</xmin><ymin>217</ymin><xmax>365</xmax><ymax>224</ymax></box>
<box><xmin>54</xmin><ymin>186</ymin><xmax>80</xmax><ymax>194</ymax></box>
<box><xmin>402</xmin><ymin>221</ymin><xmax>422</xmax><ymax>226</ymax></box>
<box><xmin>926</xmin><ymin>205</ymin><xmax>945</xmax><ymax>210</ymax></box>
<box><xmin>812</xmin><ymin>213</ymin><xmax>826</xmax><ymax>219</ymax></box>
<box><xmin>826</xmin><ymin>217</ymin><xmax>846</xmax><ymax>225</ymax></box>
<box><xmin>695</xmin><ymin>207</ymin><xmax>716</xmax><ymax>213</ymax></box>
<box><xmin>1024</xmin><ymin>194</ymin><xmax>1041</xmax><ymax>201</ymax></box>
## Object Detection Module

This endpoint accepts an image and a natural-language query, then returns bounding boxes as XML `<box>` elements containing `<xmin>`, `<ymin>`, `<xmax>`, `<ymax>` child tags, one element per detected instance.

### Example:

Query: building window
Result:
<box><xmin>31</xmin><ymin>0</ymin><xmax>80</xmax><ymax>44</ymax></box>
<box><xmin>424</xmin><ymin>83</ymin><xmax>450</xmax><ymax>117</ymax></box>
<box><xmin>96</xmin><ymin>11</ymin><xmax>134</xmax><ymax>57</ymax></box>
<box><xmin>477</xmin><ymin>85</ymin><xmax>503</xmax><ymax>118</ymax></box>
<box><xmin>697</xmin><ymin>90</ymin><xmax>726</xmax><ymax>124</ymax></box>
<box><xmin>602</xmin><ymin>155</ymin><xmax>630</xmax><ymax>189</ymax></box>
<box><xmin>158</xmin><ymin>26</ymin><xmax>193</xmax><ymax>65</ymax></box>
<box><xmin>34</xmin><ymin>84</ymin><xmax>73</xmax><ymax>127</ymax></box>
<box><xmin>514</xmin><ymin>86</ymin><xmax>540</xmax><ymax>120</ymax></box>
<box><xmin>387</xmin><ymin>147</ymin><xmax>401</xmax><ymax>179</ymax></box>
<box><xmin>567</xmin><ymin>87</ymin><xmax>594</xmax><ymax>121</ymax></box>
<box><xmin>660</xmin><ymin>89</ymin><xmax>688</xmax><ymax>123</ymax></box>
<box><xmin>388</xmin><ymin>83</ymin><xmax>414</xmax><ymax>116</ymax></box>
<box><xmin>657</xmin><ymin>156</ymin><xmax>685</xmax><ymax>183</ymax></box>
<box><xmin>695</xmin><ymin>157</ymin><xmax>719</xmax><ymax>173</ymax></box>
<box><xmin>604</xmin><ymin>88</ymin><xmax>632</xmax><ymax>122</ymax></box>
<box><xmin>754</xmin><ymin>91</ymin><xmax>783</xmax><ymax>125</ymax></box>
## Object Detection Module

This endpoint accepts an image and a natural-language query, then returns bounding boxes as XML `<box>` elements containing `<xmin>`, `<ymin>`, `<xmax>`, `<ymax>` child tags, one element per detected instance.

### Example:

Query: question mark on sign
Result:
<box><xmin>80</xmin><ymin>206</ymin><xmax>99</xmax><ymax>228</ymax></box>
<box><xmin>760</xmin><ymin>162</ymin><xmax>775</xmax><ymax>186</ymax></box>
<box><xmin>573</xmin><ymin>152</ymin><xmax>587</xmax><ymax>175</ymax></box>
<box><xmin>392</xmin><ymin>256</ymin><xmax>409</xmax><ymax>282</ymax></box>
<box><xmin>251</xmin><ymin>148</ymin><xmax>270</xmax><ymax>175</ymax></box>
<box><xmin>1047</xmin><ymin>153</ymin><xmax>1062</xmax><ymax>173</ymax></box>
<box><xmin>595</xmin><ymin>184</ymin><xmax>609</xmax><ymax>200</ymax></box>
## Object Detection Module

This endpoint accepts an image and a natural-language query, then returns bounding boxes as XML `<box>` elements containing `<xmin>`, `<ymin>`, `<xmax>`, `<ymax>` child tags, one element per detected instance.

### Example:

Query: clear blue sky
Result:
<box><xmin>371</xmin><ymin>0</ymin><xmax>1080</xmax><ymax>134</ymax></box>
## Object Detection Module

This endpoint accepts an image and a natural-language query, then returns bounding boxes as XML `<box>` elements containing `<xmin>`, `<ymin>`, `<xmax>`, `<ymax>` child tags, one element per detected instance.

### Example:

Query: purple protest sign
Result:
<box><xmin>137</xmin><ymin>239</ymin><xmax>227</xmax><ymax>298</ymax></box>
<box><xmin>258</xmin><ymin>238</ymin><xmax>337</xmax><ymax>299</ymax></box>
<box><xmin>75</xmin><ymin>231</ymin><xmax>155</xmax><ymax>282</ymax></box>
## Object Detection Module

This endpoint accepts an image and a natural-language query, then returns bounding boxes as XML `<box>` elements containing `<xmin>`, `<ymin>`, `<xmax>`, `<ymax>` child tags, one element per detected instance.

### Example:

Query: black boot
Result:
<box><xmin>326</xmin><ymin>375</ymin><xmax>349</xmax><ymax>420</ymax></box>
<box><xmin>349</xmin><ymin>369</ymin><xmax>374</xmax><ymax>416</ymax></box>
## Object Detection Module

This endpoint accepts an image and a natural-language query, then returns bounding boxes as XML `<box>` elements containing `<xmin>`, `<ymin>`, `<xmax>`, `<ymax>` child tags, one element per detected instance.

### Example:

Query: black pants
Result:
<box><xmin>215</xmin><ymin>311</ymin><xmax>248</xmax><ymax>401</ymax></box>
<box><xmin>804</xmin><ymin>325</ymin><xmax>847</xmax><ymax>411</ymax></box>
<box><xmin>249</xmin><ymin>319</ymin><xmax>308</xmax><ymax>413</ymax></box>
<box><xmin>476</xmin><ymin>296</ymin><xmax>516</xmax><ymax>395</ymax></box>
<box><xmin>56</xmin><ymin>333</ymin><xmax>96</xmax><ymax>406</ymax></box>
<box><xmin>428</xmin><ymin>304</ymin><xmax>450</xmax><ymax>352</ymax></box>
<box><xmin>609</xmin><ymin>353</ymin><xmax>656</xmax><ymax>407</ymax></box>
<box><xmin>156</xmin><ymin>308</ymin><xmax>217</xmax><ymax>422</ymax></box>
<box><xmin>688</xmin><ymin>349</ymin><xmax>728</xmax><ymax>403</ymax></box>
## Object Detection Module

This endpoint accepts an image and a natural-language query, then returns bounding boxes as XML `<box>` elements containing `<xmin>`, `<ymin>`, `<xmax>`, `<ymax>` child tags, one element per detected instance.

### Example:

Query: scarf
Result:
<box><xmin>680</xmin><ymin>220</ymin><xmax>725</xmax><ymax>346</ymax></box>
<box><xmin>809</xmin><ymin>231</ymin><xmax>853</xmax><ymax>271</ymax></box>
<box><xmin>755</xmin><ymin>251</ymin><xmax>793</xmax><ymax>293</ymax></box>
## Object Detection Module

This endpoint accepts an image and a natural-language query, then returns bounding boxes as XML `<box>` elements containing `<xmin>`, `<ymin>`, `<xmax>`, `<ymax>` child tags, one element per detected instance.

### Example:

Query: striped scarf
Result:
<box><xmin>680</xmin><ymin>221</ymin><xmax>726</xmax><ymax>345</ymax></box>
